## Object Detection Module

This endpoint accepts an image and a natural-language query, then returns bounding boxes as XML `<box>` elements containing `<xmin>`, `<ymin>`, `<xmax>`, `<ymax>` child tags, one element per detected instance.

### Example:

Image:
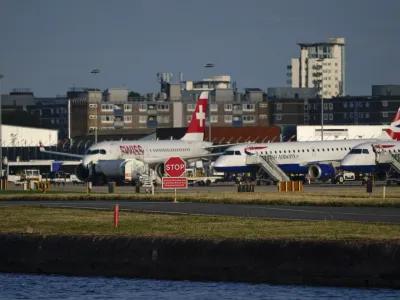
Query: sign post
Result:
<box><xmin>162</xmin><ymin>157</ymin><xmax>187</xmax><ymax>202</ymax></box>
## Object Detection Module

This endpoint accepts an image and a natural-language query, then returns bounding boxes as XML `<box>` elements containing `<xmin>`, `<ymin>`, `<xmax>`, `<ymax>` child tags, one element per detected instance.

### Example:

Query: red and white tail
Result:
<box><xmin>385</xmin><ymin>107</ymin><xmax>400</xmax><ymax>140</ymax></box>
<box><xmin>181</xmin><ymin>91</ymin><xmax>208</xmax><ymax>141</ymax></box>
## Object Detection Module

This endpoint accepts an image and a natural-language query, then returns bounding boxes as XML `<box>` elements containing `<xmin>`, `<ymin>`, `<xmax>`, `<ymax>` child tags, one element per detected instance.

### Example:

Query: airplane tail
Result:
<box><xmin>383</xmin><ymin>107</ymin><xmax>400</xmax><ymax>140</ymax></box>
<box><xmin>181</xmin><ymin>91</ymin><xmax>208</xmax><ymax>141</ymax></box>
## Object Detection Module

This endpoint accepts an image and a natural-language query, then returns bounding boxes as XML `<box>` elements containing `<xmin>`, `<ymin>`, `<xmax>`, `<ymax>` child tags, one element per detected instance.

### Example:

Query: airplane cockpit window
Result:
<box><xmin>90</xmin><ymin>150</ymin><xmax>100</xmax><ymax>155</ymax></box>
<box><xmin>84</xmin><ymin>150</ymin><xmax>91</xmax><ymax>155</ymax></box>
<box><xmin>234</xmin><ymin>151</ymin><xmax>241</xmax><ymax>155</ymax></box>
<box><xmin>100</xmin><ymin>149</ymin><xmax>107</xmax><ymax>155</ymax></box>
<box><xmin>349</xmin><ymin>149</ymin><xmax>362</xmax><ymax>154</ymax></box>
<box><xmin>223</xmin><ymin>151</ymin><xmax>235</xmax><ymax>155</ymax></box>
<box><xmin>362</xmin><ymin>149</ymin><xmax>369</xmax><ymax>154</ymax></box>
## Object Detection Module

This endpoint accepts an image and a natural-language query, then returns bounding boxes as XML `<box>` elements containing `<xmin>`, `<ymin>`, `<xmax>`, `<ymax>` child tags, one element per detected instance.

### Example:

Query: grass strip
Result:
<box><xmin>0</xmin><ymin>190</ymin><xmax>400</xmax><ymax>207</ymax></box>
<box><xmin>0</xmin><ymin>206</ymin><xmax>399</xmax><ymax>241</ymax></box>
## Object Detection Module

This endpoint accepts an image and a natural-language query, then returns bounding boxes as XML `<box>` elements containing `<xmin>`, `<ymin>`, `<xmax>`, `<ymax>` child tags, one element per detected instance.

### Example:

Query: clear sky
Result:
<box><xmin>0</xmin><ymin>0</ymin><xmax>399</xmax><ymax>97</ymax></box>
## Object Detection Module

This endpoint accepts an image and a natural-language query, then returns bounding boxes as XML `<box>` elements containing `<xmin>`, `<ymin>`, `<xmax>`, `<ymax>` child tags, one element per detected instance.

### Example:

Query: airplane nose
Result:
<box><xmin>213</xmin><ymin>157</ymin><xmax>225</xmax><ymax>172</ymax></box>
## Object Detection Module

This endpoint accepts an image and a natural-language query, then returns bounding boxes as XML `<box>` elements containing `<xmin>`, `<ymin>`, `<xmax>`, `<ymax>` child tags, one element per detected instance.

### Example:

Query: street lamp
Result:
<box><xmin>0</xmin><ymin>74</ymin><xmax>4</xmax><ymax>177</ymax></box>
<box><xmin>317</xmin><ymin>59</ymin><xmax>324</xmax><ymax>141</ymax></box>
<box><xmin>203</xmin><ymin>63</ymin><xmax>214</xmax><ymax>142</ymax></box>
<box><xmin>90</xmin><ymin>69</ymin><xmax>100</xmax><ymax>144</ymax></box>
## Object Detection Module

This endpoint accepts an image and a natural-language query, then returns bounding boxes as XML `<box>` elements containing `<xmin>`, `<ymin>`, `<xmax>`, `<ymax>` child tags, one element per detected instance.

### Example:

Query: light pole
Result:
<box><xmin>90</xmin><ymin>69</ymin><xmax>100</xmax><ymax>144</ymax></box>
<box><xmin>0</xmin><ymin>74</ymin><xmax>3</xmax><ymax>177</ymax></box>
<box><xmin>203</xmin><ymin>63</ymin><xmax>214</xmax><ymax>142</ymax></box>
<box><xmin>317</xmin><ymin>58</ymin><xmax>324</xmax><ymax>141</ymax></box>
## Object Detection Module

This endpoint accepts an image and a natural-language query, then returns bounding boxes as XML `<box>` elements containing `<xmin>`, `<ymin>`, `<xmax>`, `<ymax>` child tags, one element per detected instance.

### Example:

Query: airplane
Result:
<box><xmin>213</xmin><ymin>107</ymin><xmax>400</xmax><ymax>184</ymax></box>
<box><xmin>39</xmin><ymin>91</ymin><xmax>227</xmax><ymax>185</ymax></box>
<box><xmin>340</xmin><ymin>142</ymin><xmax>400</xmax><ymax>174</ymax></box>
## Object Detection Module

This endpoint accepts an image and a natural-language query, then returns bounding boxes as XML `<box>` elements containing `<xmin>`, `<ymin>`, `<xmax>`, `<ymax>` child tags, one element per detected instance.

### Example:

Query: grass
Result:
<box><xmin>1</xmin><ymin>189</ymin><xmax>400</xmax><ymax>207</ymax></box>
<box><xmin>0</xmin><ymin>206</ymin><xmax>399</xmax><ymax>241</ymax></box>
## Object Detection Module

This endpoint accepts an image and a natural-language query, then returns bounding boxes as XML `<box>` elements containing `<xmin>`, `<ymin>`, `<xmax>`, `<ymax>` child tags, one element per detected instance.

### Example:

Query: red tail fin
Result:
<box><xmin>181</xmin><ymin>91</ymin><xmax>208</xmax><ymax>141</ymax></box>
<box><xmin>385</xmin><ymin>107</ymin><xmax>400</xmax><ymax>140</ymax></box>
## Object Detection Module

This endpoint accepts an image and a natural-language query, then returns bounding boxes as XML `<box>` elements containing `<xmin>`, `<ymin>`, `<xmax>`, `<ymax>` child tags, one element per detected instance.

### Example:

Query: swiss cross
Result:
<box><xmin>196</xmin><ymin>104</ymin><xmax>206</xmax><ymax>127</ymax></box>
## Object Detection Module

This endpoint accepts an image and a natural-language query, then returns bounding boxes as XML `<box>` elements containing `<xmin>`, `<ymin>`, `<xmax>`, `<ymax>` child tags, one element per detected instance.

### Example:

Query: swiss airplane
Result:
<box><xmin>40</xmin><ymin>91</ymin><xmax>224</xmax><ymax>184</ymax></box>
<box><xmin>213</xmin><ymin>107</ymin><xmax>400</xmax><ymax>184</ymax></box>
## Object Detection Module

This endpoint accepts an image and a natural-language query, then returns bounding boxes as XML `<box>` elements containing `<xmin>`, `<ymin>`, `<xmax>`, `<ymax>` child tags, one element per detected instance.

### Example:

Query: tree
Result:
<box><xmin>128</xmin><ymin>91</ymin><xmax>141</xmax><ymax>98</ymax></box>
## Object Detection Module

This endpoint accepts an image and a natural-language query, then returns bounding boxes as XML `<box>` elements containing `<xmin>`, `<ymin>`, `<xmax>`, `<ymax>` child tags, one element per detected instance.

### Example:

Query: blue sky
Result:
<box><xmin>0</xmin><ymin>0</ymin><xmax>399</xmax><ymax>97</ymax></box>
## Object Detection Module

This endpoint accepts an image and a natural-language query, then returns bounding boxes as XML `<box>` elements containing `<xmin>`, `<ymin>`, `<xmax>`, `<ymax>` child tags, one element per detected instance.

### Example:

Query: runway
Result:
<box><xmin>1</xmin><ymin>200</ymin><xmax>400</xmax><ymax>224</ymax></box>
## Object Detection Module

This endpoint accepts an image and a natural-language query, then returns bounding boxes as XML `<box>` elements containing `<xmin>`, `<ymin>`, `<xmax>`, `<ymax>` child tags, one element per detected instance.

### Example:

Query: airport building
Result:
<box><xmin>287</xmin><ymin>37</ymin><xmax>346</xmax><ymax>98</ymax></box>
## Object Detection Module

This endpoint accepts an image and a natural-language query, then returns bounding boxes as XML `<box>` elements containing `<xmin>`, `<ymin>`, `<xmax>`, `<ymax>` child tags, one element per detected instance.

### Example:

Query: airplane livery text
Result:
<box><xmin>120</xmin><ymin>145</ymin><xmax>144</xmax><ymax>155</ymax></box>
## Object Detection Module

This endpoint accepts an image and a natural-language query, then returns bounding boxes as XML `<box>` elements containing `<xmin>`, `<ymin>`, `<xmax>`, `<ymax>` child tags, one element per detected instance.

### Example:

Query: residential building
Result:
<box><xmin>287</xmin><ymin>37</ymin><xmax>345</xmax><ymax>98</ymax></box>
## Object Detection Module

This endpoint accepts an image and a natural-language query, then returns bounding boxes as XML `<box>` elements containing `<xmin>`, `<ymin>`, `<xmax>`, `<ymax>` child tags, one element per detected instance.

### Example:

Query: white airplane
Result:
<box><xmin>340</xmin><ymin>109</ymin><xmax>400</xmax><ymax>174</ymax></box>
<box><xmin>213</xmin><ymin>107</ymin><xmax>400</xmax><ymax>184</ymax></box>
<box><xmin>340</xmin><ymin>141</ymin><xmax>400</xmax><ymax>174</ymax></box>
<box><xmin>40</xmin><ymin>91</ymin><xmax>225</xmax><ymax>185</ymax></box>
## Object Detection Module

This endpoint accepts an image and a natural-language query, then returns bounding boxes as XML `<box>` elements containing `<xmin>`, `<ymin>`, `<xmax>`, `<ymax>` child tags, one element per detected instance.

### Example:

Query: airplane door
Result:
<box><xmin>311</xmin><ymin>147</ymin><xmax>316</xmax><ymax>156</ymax></box>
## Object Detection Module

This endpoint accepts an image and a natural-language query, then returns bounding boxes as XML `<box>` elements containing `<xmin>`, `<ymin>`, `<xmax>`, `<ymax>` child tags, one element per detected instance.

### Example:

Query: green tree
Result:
<box><xmin>128</xmin><ymin>91</ymin><xmax>141</xmax><ymax>98</ymax></box>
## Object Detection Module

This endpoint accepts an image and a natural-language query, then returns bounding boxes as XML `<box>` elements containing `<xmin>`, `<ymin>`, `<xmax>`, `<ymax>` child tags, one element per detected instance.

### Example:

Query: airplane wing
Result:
<box><xmin>39</xmin><ymin>142</ymin><xmax>84</xmax><ymax>159</ymax></box>
<box><xmin>145</xmin><ymin>152</ymin><xmax>224</xmax><ymax>166</ymax></box>
<box><xmin>204</xmin><ymin>142</ymin><xmax>251</xmax><ymax>150</ymax></box>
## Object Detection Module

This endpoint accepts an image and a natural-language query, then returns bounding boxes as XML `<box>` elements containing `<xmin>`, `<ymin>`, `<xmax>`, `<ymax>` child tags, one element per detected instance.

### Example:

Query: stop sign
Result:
<box><xmin>164</xmin><ymin>157</ymin><xmax>186</xmax><ymax>177</ymax></box>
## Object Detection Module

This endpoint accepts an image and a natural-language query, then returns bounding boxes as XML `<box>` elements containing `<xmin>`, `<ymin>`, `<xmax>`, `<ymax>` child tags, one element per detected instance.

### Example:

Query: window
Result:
<box><xmin>259</xmin><ymin>114</ymin><xmax>268</xmax><ymax>119</ymax></box>
<box><xmin>124</xmin><ymin>104</ymin><xmax>132</xmax><ymax>111</ymax></box>
<box><xmin>343</xmin><ymin>102</ymin><xmax>348</xmax><ymax>108</ymax></box>
<box><xmin>101</xmin><ymin>116</ymin><xmax>113</xmax><ymax>123</ymax></box>
<box><xmin>187</xmin><ymin>115</ymin><xmax>192</xmax><ymax>122</ymax></box>
<box><xmin>89</xmin><ymin>104</ymin><xmax>97</xmax><ymax>108</ymax></box>
<box><xmin>210</xmin><ymin>115</ymin><xmax>218</xmax><ymax>123</ymax></box>
<box><xmin>187</xmin><ymin>104</ymin><xmax>196</xmax><ymax>111</ymax></box>
<box><xmin>382</xmin><ymin>100</ymin><xmax>388</xmax><ymax>107</ymax></box>
<box><xmin>224</xmin><ymin>104</ymin><xmax>232</xmax><ymax>111</ymax></box>
<box><xmin>324</xmin><ymin>103</ymin><xmax>328</xmax><ymax>110</ymax></box>
<box><xmin>101</xmin><ymin>104</ymin><xmax>113</xmax><ymax>111</ymax></box>
<box><xmin>89</xmin><ymin>115</ymin><xmax>97</xmax><ymax>119</ymax></box>
<box><xmin>275</xmin><ymin>114</ymin><xmax>282</xmax><ymax>121</ymax></box>
<box><xmin>157</xmin><ymin>116</ymin><xmax>170</xmax><ymax>123</ymax></box>
<box><xmin>139</xmin><ymin>116</ymin><xmax>147</xmax><ymax>123</ymax></box>
<box><xmin>329</xmin><ymin>114</ymin><xmax>333</xmax><ymax>120</ymax></box>
<box><xmin>242</xmin><ymin>104</ymin><xmax>255</xmax><ymax>111</ymax></box>
<box><xmin>243</xmin><ymin>115</ymin><xmax>255</xmax><ymax>123</ymax></box>
<box><xmin>329</xmin><ymin>103</ymin><xmax>333</xmax><ymax>110</ymax></box>
<box><xmin>382</xmin><ymin>112</ymin><xmax>388</xmax><ymax>117</ymax></box>
<box><xmin>365</xmin><ymin>102</ymin><xmax>370</xmax><ymax>108</ymax></box>
<box><xmin>157</xmin><ymin>104</ymin><xmax>169</xmax><ymax>111</ymax></box>
<box><xmin>124</xmin><ymin>116</ymin><xmax>132</xmax><ymax>123</ymax></box>
<box><xmin>276</xmin><ymin>103</ymin><xmax>282</xmax><ymax>110</ymax></box>
<box><xmin>224</xmin><ymin>115</ymin><xmax>232</xmax><ymax>123</ymax></box>
<box><xmin>324</xmin><ymin>114</ymin><xmax>328</xmax><ymax>120</ymax></box>
<box><xmin>210</xmin><ymin>104</ymin><xmax>218</xmax><ymax>112</ymax></box>
<box><xmin>139</xmin><ymin>104</ymin><xmax>147</xmax><ymax>111</ymax></box>
<box><xmin>365</xmin><ymin>112</ymin><xmax>370</xmax><ymax>119</ymax></box>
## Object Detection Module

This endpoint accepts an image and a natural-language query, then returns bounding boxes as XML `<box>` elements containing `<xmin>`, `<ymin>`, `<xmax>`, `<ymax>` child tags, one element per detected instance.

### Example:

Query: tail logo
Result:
<box><xmin>196</xmin><ymin>105</ymin><xmax>206</xmax><ymax>127</ymax></box>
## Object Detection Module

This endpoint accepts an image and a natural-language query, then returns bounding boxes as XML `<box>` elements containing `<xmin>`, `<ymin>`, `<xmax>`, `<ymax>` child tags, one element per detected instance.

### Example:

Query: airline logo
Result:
<box><xmin>386</xmin><ymin>108</ymin><xmax>400</xmax><ymax>140</ymax></box>
<box><xmin>120</xmin><ymin>145</ymin><xmax>144</xmax><ymax>155</ymax></box>
<box><xmin>196</xmin><ymin>104</ymin><xmax>206</xmax><ymax>127</ymax></box>
<box><xmin>244</xmin><ymin>146</ymin><xmax>267</xmax><ymax>156</ymax></box>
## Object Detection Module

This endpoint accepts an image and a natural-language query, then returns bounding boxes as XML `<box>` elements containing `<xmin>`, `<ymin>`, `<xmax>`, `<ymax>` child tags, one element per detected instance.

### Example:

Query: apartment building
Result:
<box><xmin>287</xmin><ymin>37</ymin><xmax>345</xmax><ymax>98</ymax></box>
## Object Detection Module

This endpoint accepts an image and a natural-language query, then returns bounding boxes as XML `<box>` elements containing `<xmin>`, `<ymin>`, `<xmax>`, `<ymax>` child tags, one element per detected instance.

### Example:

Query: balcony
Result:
<box><xmin>313</xmin><ymin>72</ymin><xmax>323</xmax><ymax>77</ymax></box>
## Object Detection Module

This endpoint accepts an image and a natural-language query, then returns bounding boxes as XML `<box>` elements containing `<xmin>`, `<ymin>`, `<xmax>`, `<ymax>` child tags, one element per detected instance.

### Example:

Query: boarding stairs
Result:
<box><xmin>375</xmin><ymin>152</ymin><xmax>400</xmax><ymax>174</ymax></box>
<box><xmin>139</xmin><ymin>163</ymin><xmax>153</xmax><ymax>187</ymax></box>
<box><xmin>245</xmin><ymin>153</ymin><xmax>290</xmax><ymax>182</ymax></box>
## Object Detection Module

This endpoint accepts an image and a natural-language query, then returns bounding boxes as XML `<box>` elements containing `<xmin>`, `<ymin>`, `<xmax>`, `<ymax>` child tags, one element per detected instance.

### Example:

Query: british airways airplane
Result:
<box><xmin>213</xmin><ymin>107</ymin><xmax>400</xmax><ymax>183</ymax></box>
<box><xmin>40</xmin><ymin>91</ymin><xmax>225</xmax><ymax>185</ymax></box>
<box><xmin>340</xmin><ymin>108</ymin><xmax>400</xmax><ymax>174</ymax></box>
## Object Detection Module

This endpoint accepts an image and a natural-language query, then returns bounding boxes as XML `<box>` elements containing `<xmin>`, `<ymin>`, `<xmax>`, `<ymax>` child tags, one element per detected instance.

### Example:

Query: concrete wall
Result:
<box><xmin>0</xmin><ymin>234</ymin><xmax>399</xmax><ymax>289</ymax></box>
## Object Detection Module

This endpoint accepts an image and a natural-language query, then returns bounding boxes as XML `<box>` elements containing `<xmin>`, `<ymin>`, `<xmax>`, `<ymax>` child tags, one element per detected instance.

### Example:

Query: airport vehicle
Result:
<box><xmin>39</xmin><ymin>92</ymin><xmax>233</xmax><ymax>186</ymax></box>
<box><xmin>185</xmin><ymin>168</ymin><xmax>223</xmax><ymax>186</ymax></box>
<box><xmin>213</xmin><ymin>107</ymin><xmax>400</xmax><ymax>184</ymax></box>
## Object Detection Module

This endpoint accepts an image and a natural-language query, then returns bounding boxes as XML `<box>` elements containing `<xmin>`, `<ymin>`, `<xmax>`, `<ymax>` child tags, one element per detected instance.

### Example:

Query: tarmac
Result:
<box><xmin>2</xmin><ymin>181</ymin><xmax>400</xmax><ymax>224</ymax></box>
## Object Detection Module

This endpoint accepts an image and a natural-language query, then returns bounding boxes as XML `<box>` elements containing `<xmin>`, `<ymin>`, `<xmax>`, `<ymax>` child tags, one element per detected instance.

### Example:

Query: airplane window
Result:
<box><xmin>332</xmin><ymin>148</ymin><xmax>334</xmax><ymax>151</ymax></box>
<box><xmin>279</xmin><ymin>151</ymin><xmax>282</xmax><ymax>153</ymax></box>
<box><xmin>234</xmin><ymin>151</ymin><xmax>241</xmax><ymax>155</ymax></box>
<box><xmin>336</xmin><ymin>148</ymin><xmax>339</xmax><ymax>151</ymax></box>
<box><xmin>312</xmin><ymin>149</ymin><xmax>315</xmax><ymax>152</ymax></box>
<box><xmin>84</xmin><ymin>150</ymin><xmax>91</xmax><ymax>155</ymax></box>
<box><xmin>223</xmin><ymin>151</ymin><xmax>235</xmax><ymax>155</ymax></box>
<box><xmin>322</xmin><ymin>149</ymin><xmax>325</xmax><ymax>151</ymax></box>
<box><xmin>302</xmin><ymin>150</ymin><xmax>305</xmax><ymax>152</ymax></box>
<box><xmin>340</xmin><ymin>148</ymin><xmax>343</xmax><ymax>151</ymax></box>
<box><xmin>100</xmin><ymin>149</ymin><xmax>106</xmax><ymax>155</ymax></box>
<box><xmin>307</xmin><ymin>149</ymin><xmax>309</xmax><ymax>152</ymax></box>
<box><xmin>362</xmin><ymin>149</ymin><xmax>369</xmax><ymax>154</ymax></box>
<box><xmin>350</xmin><ymin>149</ymin><xmax>362</xmax><ymax>154</ymax></box>
<box><xmin>317</xmin><ymin>149</ymin><xmax>320</xmax><ymax>152</ymax></box>
<box><xmin>327</xmin><ymin>148</ymin><xmax>329</xmax><ymax>151</ymax></box>
<box><xmin>284</xmin><ymin>150</ymin><xmax>286</xmax><ymax>153</ymax></box>
<box><xmin>275</xmin><ymin>151</ymin><xmax>277</xmax><ymax>154</ymax></box>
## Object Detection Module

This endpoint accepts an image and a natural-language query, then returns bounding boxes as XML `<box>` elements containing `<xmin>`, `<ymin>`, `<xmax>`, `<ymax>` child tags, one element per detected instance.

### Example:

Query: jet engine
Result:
<box><xmin>94</xmin><ymin>159</ymin><xmax>146</xmax><ymax>182</ymax></box>
<box><xmin>308</xmin><ymin>164</ymin><xmax>335</xmax><ymax>180</ymax></box>
<box><xmin>155</xmin><ymin>163</ymin><xmax>165</xmax><ymax>178</ymax></box>
<box><xmin>75</xmin><ymin>163</ymin><xmax>90</xmax><ymax>182</ymax></box>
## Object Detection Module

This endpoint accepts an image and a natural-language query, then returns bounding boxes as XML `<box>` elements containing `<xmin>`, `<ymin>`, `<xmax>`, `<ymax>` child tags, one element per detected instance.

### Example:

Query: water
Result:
<box><xmin>0</xmin><ymin>273</ymin><xmax>399</xmax><ymax>300</ymax></box>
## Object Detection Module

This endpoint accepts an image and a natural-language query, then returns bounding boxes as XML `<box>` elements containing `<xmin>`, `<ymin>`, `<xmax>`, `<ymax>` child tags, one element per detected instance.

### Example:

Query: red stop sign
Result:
<box><xmin>164</xmin><ymin>157</ymin><xmax>186</xmax><ymax>177</ymax></box>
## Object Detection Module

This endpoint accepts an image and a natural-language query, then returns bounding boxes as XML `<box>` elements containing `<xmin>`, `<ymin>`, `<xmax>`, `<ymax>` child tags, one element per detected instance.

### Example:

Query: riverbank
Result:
<box><xmin>0</xmin><ymin>207</ymin><xmax>400</xmax><ymax>289</ymax></box>
<box><xmin>1</xmin><ymin>233</ymin><xmax>400</xmax><ymax>289</ymax></box>
<box><xmin>1</xmin><ymin>190</ymin><xmax>400</xmax><ymax>207</ymax></box>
